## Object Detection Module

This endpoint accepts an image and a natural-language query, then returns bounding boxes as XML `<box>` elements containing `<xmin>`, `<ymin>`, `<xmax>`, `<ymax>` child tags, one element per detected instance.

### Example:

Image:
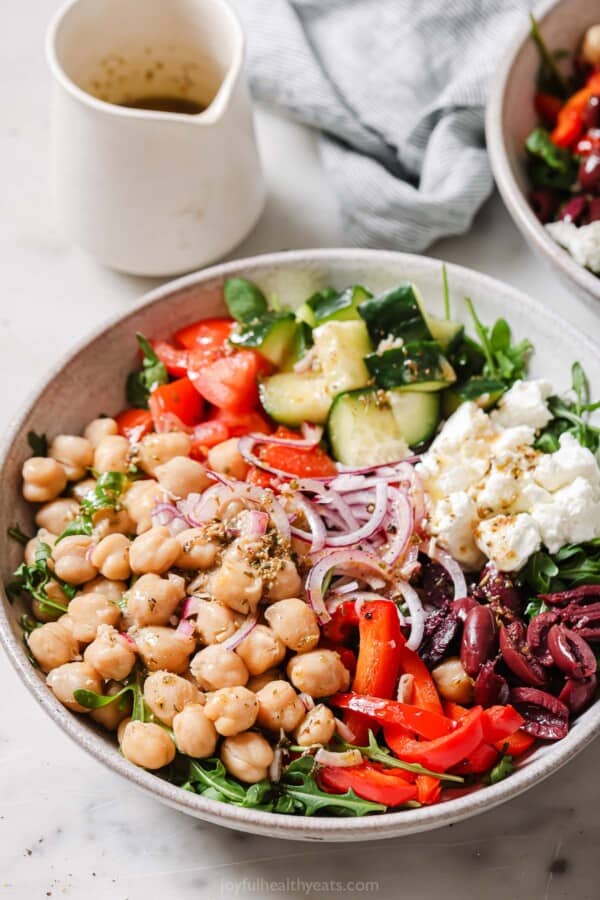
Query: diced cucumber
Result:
<box><xmin>259</xmin><ymin>373</ymin><xmax>331</xmax><ymax>426</ymax></box>
<box><xmin>388</xmin><ymin>389</ymin><xmax>441</xmax><ymax>447</ymax></box>
<box><xmin>427</xmin><ymin>315</ymin><xmax>464</xmax><ymax>352</ymax></box>
<box><xmin>295</xmin><ymin>302</ymin><xmax>317</xmax><ymax>327</ymax></box>
<box><xmin>281</xmin><ymin>321</ymin><xmax>313</xmax><ymax>371</ymax></box>
<box><xmin>313</xmin><ymin>320</ymin><xmax>372</xmax><ymax>395</ymax></box>
<box><xmin>358</xmin><ymin>283</ymin><xmax>433</xmax><ymax>344</ymax></box>
<box><xmin>365</xmin><ymin>341</ymin><xmax>456</xmax><ymax>391</ymax></box>
<box><xmin>229</xmin><ymin>312</ymin><xmax>298</xmax><ymax>367</ymax></box>
<box><xmin>327</xmin><ymin>389</ymin><xmax>410</xmax><ymax>466</ymax></box>
<box><xmin>448</xmin><ymin>335</ymin><xmax>486</xmax><ymax>382</ymax></box>
<box><xmin>309</xmin><ymin>285</ymin><xmax>372</xmax><ymax>326</ymax></box>
<box><xmin>442</xmin><ymin>377</ymin><xmax>506</xmax><ymax>416</ymax></box>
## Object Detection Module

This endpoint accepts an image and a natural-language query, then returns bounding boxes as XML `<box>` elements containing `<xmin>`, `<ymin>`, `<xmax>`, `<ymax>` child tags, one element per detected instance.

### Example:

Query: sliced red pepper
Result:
<box><xmin>189</xmin><ymin>420</ymin><xmax>230</xmax><ymax>459</ymax></box>
<box><xmin>481</xmin><ymin>705</ymin><xmax>524</xmax><ymax>744</ymax></box>
<box><xmin>330</xmin><ymin>693</ymin><xmax>453</xmax><ymax>740</ymax></box>
<box><xmin>494</xmin><ymin>729</ymin><xmax>535</xmax><ymax>758</ymax></box>
<box><xmin>174</xmin><ymin>317</ymin><xmax>234</xmax><ymax>350</ymax></box>
<box><xmin>321</xmin><ymin>600</ymin><xmax>359</xmax><ymax>644</ymax></box>
<box><xmin>551</xmin><ymin>72</ymin><xmax>600</xmax><ymax>147</ymax></box>
<box><xmin>319</xmin><ymin>763</ymin><xmax>418</xmax><ymax>807</ymax></box>
<box><xmin>451</xmin><ymin>742</ymin><xmax>499</xmax><ymax>776</ymax></box>
<box><xmin>258</xmin><ymin>426</ymin><xmax>338</xmax><ymax>478</ymax></box>
<box><xmin>115</xmin><ymin>408</ymin><xmax>153</xmax><ymax>443</ymax></box>
<box><xmin>151</xmin><ymin>340</ymin><xmax>189</xmax><ymax>378</ymax></box>
<box><xmin>384</xmin><ymin>707</ymin><xmax>484</xmax><ymax>771</ymax></box>
<box><xmin>149</xmin><ymin>376</ymin><xmax>204</xmax><ymax>428</ymax></box>
<box><xmin>534</xmin><ymin>92</ymin><xmax>563</xmax><ymax>126</ymax></box>
<box><xmin>397</xmin><ymin>635</ymin><xmax>444</xmax><ymax>715</ymax></box>
<box><xmin>416</xmin><ymin>774</ymin><xmax>442</xmax><ymax>805</ymax></box>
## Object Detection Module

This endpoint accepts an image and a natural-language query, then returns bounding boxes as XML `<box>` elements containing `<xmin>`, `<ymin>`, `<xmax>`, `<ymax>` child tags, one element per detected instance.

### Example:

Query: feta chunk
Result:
<box><xmin>429</xmin><ymin>492</ymin><xmax>485</xmax><ymax>570</ymax></box>
<box><xmin>546</xmin><ymin>220</ymin><xmax>600</xmax><ymax>274</ymax></box>
<box><xmin>535</xmin><ymin>432</ymin><xmax>600</xmax><ymax>494</ymax></box>
<box><xmin>532</xmin><ymin>477</ymin><xmax>600</xmax><ymax>553</ymax></box>
<box><xmin>475</xmin><ymin>514</ymin><xmax>541</xmax><ymax>572</ymax></box>
<box><xmin>491</xmin><ymin>380</ymin><xmax>552</xmax><ymax>430</ymax></box>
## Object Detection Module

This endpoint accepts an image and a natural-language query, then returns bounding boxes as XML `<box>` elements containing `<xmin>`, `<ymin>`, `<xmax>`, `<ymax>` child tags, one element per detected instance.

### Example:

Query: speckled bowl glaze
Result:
<box><xmin>1</xmin><ymin>249</ymin><xmax>599</xmax><ymax>841</ymax></box>
<box><xmin>486</xmin><ymin>0</ymin><xmax>600</xmax><ymax>307</ymax></box>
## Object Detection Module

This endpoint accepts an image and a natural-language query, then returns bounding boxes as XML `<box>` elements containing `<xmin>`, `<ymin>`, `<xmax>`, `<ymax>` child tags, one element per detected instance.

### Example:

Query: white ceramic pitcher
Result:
<box><xmin>46</xmin><ymin>0</ymin><xmax>265</xmax><ymax>276</ymax></box>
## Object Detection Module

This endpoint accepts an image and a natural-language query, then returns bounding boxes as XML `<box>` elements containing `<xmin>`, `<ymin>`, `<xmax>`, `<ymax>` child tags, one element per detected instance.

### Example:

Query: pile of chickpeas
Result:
<box><xmin>20</xmin><ymin>419</ymin><xmax>350</xmax><ymax>783</ymax></box>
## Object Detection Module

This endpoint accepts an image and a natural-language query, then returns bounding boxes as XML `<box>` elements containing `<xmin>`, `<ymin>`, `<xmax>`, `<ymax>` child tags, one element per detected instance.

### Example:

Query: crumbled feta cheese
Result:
<box><xmin>429</xmin><ymin>492</ymin><xmax>485</xmax><ymax>570</ymax></box>
<box><xmin>475</xmin><ymin>513</ymin><xmax>541</xmax><ymax>572</ymax></box>
<box><xmin>535</xmin><ymin>432</ymin><xmax>600</xmax><ymax>494</ymax></box>
<box><xmin>546</xmin><ymin>220</ymin><xmax>600</xmax><ymax>274</ymax></box>
<box><xmin>531</xmin><ymin>477</ymin><xmax>600</xmax><ymax>553</ymax></box>
<box><xmin>491</xmin><ymin>379</ymin><xmax>552</xmax><ymax>430</ymax></box>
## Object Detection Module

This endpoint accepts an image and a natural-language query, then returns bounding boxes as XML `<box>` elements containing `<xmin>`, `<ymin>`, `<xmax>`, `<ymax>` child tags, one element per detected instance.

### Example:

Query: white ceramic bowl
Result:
<box><xmin>486</xmin><ymin>0</ymin><xmax>600</xmax><ymax>306</ymax></box>
<box><xmin>1</xmin><ymin>249</ymin><xmax>599</xmax><ymax>841</ymax></box>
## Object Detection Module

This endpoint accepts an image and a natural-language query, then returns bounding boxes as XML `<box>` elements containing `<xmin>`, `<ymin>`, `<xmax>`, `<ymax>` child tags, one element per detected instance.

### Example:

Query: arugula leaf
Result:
<box><xmin>442</xmin><ymin>264</ymin><xmax>451</xmax><ymax>320</ymax></box>
<box><xmin>525</xmin><ymin>128</ymin><xmax>577</xmax><ymax>190</ymax></box>
<box><xmin>522</xmin><ymin>550</ymin><xmax>559</xmax><ymax>595</ymax></box>
<box><xmin>535</xmin><ymin>362</ymin><xmax>600</xmax><ymax>455</ymax></box>
<box><xmin>188</xmin><ymin>758</ymin><xmax>247</xmax><ymax>804</ymax></box>
<box><xmin>463</xmin><ymin>299</ymin><xmax>532</xmax><ymax>388</ymax></box>
<box><xmin>483</xmin><ymin>753</ymin><xmax>514</xmax><ymax>786</ymax></box>
<box><xmin>524</xmin><ymin>597</ymin><xmax>551</xmax><ymax>619</ymax></box>
<box><xmin>27</xmin><ymin>430</ymin><xmax>48</xmax><ymax>457</ymax></box>
<box><xmin>224</xmin><ymin>277</ymin><xmax>268</xmax><ymax>323</ymax></box>
<box><xmin>523</xmin><ymin>540</ymin><xmax>600</xmax><ymax>599</ymax></box>
<box><xmin>529</xmin><ymin>14</ymin><xmax>570</xmax><ymax>99</ymax></box>
<box><xmin>74</xmin><ymin>669</ymin><xmax>141</xmax><ymax>717</ymax></box>
<box><xmin>7</xmin><ymin>524</ymin><xmax>30</xmax><ymax>546</ymax></box>
<box><xmin>126</xmin><ymin>333</ymin><xmax>168</xmax><ymax>409</ymax></box>
<box><xmin>8</xmin><ymin>542</ymin><xmax>72</xmax><ymax>615</ymax></box>
<box><xmin>356</xmin><ymin>731</ymin><xmax>464</xmax><ymax>783</ymax></box>
<box><xmin>56</xmin><ymin>471</ymin><xmax>128</xmax><ymax>543</ymax></box>
<box><xmin>280</xmin><ymin>757</ymin><xmax>386</xmax><ymax>816</ymax></box>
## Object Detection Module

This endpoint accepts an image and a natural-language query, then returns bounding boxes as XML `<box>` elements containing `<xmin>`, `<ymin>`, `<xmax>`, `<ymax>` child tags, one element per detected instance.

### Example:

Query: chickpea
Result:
<box><xmin>125</xmin><ymin>573</ymin><xmax>185</xmax><ymax>627</ymax></box>
<box><xmin>155</xmin><ymin>456</ymin><xmax>211</xmax><ymax>498</ymax></box>
<box><xmin>221</xmin><ymin>732</ymin><xmax>274</xmax><ymax>784</ymax></box>
<box><xmin>256</xmin><ymin>679</ymin><xmax>305</xmax><ymax>732</ymax></box>
<box><xmin>286</xmin><ymin>650</ymin><xmax>350</xmax><ymax>698</ymax></box>
<box><xmin>82</xmin><ymin>576</ymin><xmax>127</xmax><ymax>603</ymax></box>
<box><xmin>120</xmin><ymin>720</ymin><xmax>176</xmax><ymax>769</ymax></box>
<box><xmin>91</xmin><ymin>533</ymin><xmax>131</xmax><ymax>581</ymax></box>
<box><xmin>235</xmin><ymin>625</ymin><xmax>286</xmax><ymax>676</ymax></box>
<box><xmin>35</xmin><ymin>498</ymin><xmax>80</xmax><ymax>535</ymax></box>
<box><xmin>28</xmin><ymin>620</ymin><xmax>79</xmax><ymax>673</ymax></box>
<box><xmin>92</xmin><ymin>508</ymin><xmax>135</xmax><ymax>539</ymax></box>
<box><xmin>294</xmin><ymin>704</ymin><xmax>336</xmax><ymax>747</ymax></box>
<box><xmin>129</xmin><ymin>526</ymin><xmax>180</xmax><ymax>575</ymax></box>
<box><xmin>174</xmin><ymin>528</ymin><xmax>219</xmax><ymax>571</ymax></box>
<box><xmin>246</xmin><ymin>668</ymin><xmax>282</xmax><ymax>692</ymax></box>
<box><xmin>31</xmin><ymin>579</ymin><xmax>70</xmax><ymax>623</ymax></box>
<box><xmin>143</xmin><ymin>670</ymin><xmax>199</xmax><ymax>725</ymax></box>
<box><xmin>264</xmin><ymin>598</ymin><xmax>320</xmax><ymax>653</ymax></box>
<box><xmin>91</xmin><ymin>681</ymin><xmax>131</xmax><ymax>731</ymax></box>
<box><xmin>138</xmin><ymin>432</ymin><xmax>192</xmax><ymax>477</ymax></box>
<box><xmin>24</xmin><ymin>528</ymin><xmax>57</xmax><ymax>566</ymax></box>
<box><xmin>207</xmin><ymin>544</ymin><xmax>263</xmax><ymax>615</ymax></box>
<box><xmin>203</xmin><ymin>686</ymin><xmax>259</xmax><ymax>736</ymax></box>
<box><xmin>49</xmin><ymin>434</ymin><xmax>94</xmax><ymax>481</ymax></box>
<box><xmin>582</xmin><ymin>25</ymin><xmax>600</xmax><ymax>68</ymax></box>
<box><xmin>84</xmin><ymin>417</ymin><xmax>118</xmax><ymax>448</ymax></box>
<box><xmin>94</xmin><ymin>435</ymin><xmax>130</xmax><ymax>475</ymax></box>
<box><xmin>221</xmin><ymin>498</ymin><xmax>246</xmax><ymax>521</ymax></box>
<box><xmin>52</xmin><ymin>535</ymin><xmax>98</xmax><ymax>585</ymax></box>
<box><xmin>46</xmin><ymin>662</ymin><xmax>102</xmax><ymax>712</ymax></box>
<box><xmin>265</xmin><ymin>558</ymin><xmax>302</xmax><ymax>603</ymax></box>
<box><xmin>70</xmin><ymin>477</ymin><xmax>97</xmax><ymax>503</ymax></box>
<box><xmin>122</xmin><ymin>479</ymin><xmax>164</xmax><ymax>534</ymax></box>
<box><xmin>431</xmin><ymin>657</ymin><xmax>474</xmax><ymax>704</ymax></box>
<box><xmin>207</xmin><ymin>438</ymin><xmax>249</xmax><ymax>480</ymax></box>
<box><xmin>68</xmin><ymin>591</ymin><xmax>121</xmax><ymax>643</ymax></box>
<box><xmin>190</xmin><ymin>644</ymin><xmax>249</xmax><ymax>690</ymax></box>
<box><xmin>193</xmin><ymin>598</ymin><xmax>239</xmax><ymax>645</ymax></box>
<box><xmin>172</xmin><ymin>704</ymin><xmax>218</xmax><ymax>758</ymax></box>
<box><xmin>22</xmin><ymin>457</ymin><xmax>67</xmax><ymax>503</ymax></box>
<box><xmin>83</xmin><ymin>624</ymin><xmax>136</xmax><ymax>681</ymax></box>
<box><xmin>134</xmin><ymin>626</ymin><xmax>195</xmax><ymax>673</ymax></box>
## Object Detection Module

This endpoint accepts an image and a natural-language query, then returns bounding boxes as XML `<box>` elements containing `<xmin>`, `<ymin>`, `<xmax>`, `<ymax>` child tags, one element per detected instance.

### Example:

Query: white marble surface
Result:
<box><xmin>2</xmin><ymin>2</ymin><xmax>600</xmax><ymax>898</ymax></box>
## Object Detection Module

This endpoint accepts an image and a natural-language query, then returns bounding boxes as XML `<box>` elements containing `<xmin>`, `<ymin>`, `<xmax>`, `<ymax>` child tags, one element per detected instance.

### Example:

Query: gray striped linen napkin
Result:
<box><xmin>232</xmin><ymin>0</ymin><xmax>537</xmax><ymax>251</ymax></box>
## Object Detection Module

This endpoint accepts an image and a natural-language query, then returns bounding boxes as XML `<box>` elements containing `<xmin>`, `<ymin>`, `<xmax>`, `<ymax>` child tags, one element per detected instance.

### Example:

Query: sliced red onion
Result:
<box><xmin>177</xmin><ymin>489</ymin><xmax>220</xmax><ymax>526</ymax></box>
<box><xmin>399</xmin><ymin>543</ymin><xmax>420</xmax><ymax>580</ymax></box>
<box><xmin>175</xmin><ymin>618</ymin><xmax>196</xmax><ymax>639</ymax></box>
<box><xmin>334</xmin><ymin>717</ymin><xmax>356</xmax><ymax>743</ymax></box>
<box><xmin>305</xmin><ymin>549</ymin><xmax>390</xmax><ymax>624</ymax></box>
<box><xmin>288</xmin><ymin>494</ymin><xmax>327</xmax><ymax>553</ymax></box>
<box><xmin>331</xmin><ymin>579</ymin><xmax>360</xmax><ymax>595</ymax></box>
<box><xmin>425</xmin><ymin>540</ymin><xmax>468</xmax><ymax>600</ymax></box>
<box><xmin>222</xmin><ymin>610</ymin><xmax>259</xmax><ymax>651</ymax></box>
<box><xmin>151</xmin><ymin>501</ymin><xmax>189</xmax><ymax>535</ymax></box>
<box><xmin>240</xmin><ymin>509</ymin><xmax>270</xmax><ymax>538</ymax></box>
<box><xmin>381</xmin><ymin>488</ymin><xmax>413</xmax><ymax>565</ymax></box>
<box><xmin>395</xmin><ymin>580</ymin><xmax>425</xmax><ymax>651</ymax></box>
<box><xmin>181</xmin><ymin>596</ymin><xmax>202</xmax><ymax>619</ymax></box>
<box><xmin>298</xmin><ymin>692</ymin><xmax>315</xmax><ymax>711</ymax></box>
<box><xmin>237</xmin><ymin>425</ymin><xmax>324</xmax><ymax>480</ymax></box>
<box><xmin>325</xmin><ymin>482</ymin><xmax>388</xmax><ymax>547</ymax></box>
<box><xmin>120</xmin><ymin>631</ymin><xmax>136</xmax><ymax>647</ymax></box>
<box><xmin>269</xmin><ymin>748</ymin><xmax>283</xmax><ymax>783</ymax></box>
<box><xmin>397</xmin><ymin>673</ymin><xmax>415</xmax><ymax>703</ymax></box>
<box><xmin>314</xmin><ymin>748</ymin><xmax>363</xmax><ymax>767</ymax></box>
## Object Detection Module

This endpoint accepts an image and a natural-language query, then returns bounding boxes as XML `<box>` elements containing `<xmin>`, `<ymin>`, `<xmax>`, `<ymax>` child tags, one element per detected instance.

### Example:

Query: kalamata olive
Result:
<box><xmin>499</xmin><ymin>621</ymin><xmax>548</xmax><ymax>688</ymax></box>
<box><xmin>418</xmin><ymin>557</ymin><xmax>453</xmax><ymax>608</ymax></box>
<box><xmin>526</xmin><ymin>610</ymin><xmax>560</xmax><ymax>667</ymax></box>
<box><xmin>473</xmin><ymin>659</ymin><xmax>510</xmax><ymax>707</ymax></box>
<box><xmin>460</xmin><ymin>605</ymin><xmax>498</xmax><ymax>677</ymax></box>
<box><xmin>529</xmin><ymin>188</ymin><xmax>559</xmax><ymax>224</ymax></box>
<box><xmin>585</xmin><ymin>196</ymin><xmax>600</xmax><ymax>223</ymax></box>
<box><xmin>419</xmin><ymin>602</ymin><xmax>460</xmax><ymax>669</ymax></box>
<box><xmin>558</xmin><ymin>674</ymin><xmax>598</xmax><ymax>715</ymax></box>
<box><xmin>560</xmin><ymin>195</ymin><xmax>588</xmax><ymax>224</ymax></box>
<box><xmin>452</xmin><ymin>596</ymin><xmax>478</xmax><ymax>623</ymax></box>
<box><xmin>547</xmin><ymin>624</ymin><xmax>597</xmax><ymax>679</ymax></box>
<box><xmin>510</xmin><ymin>687</ymin><xmax>569</xmax><ymax>740</ymax></box>
<box><xmin>474</xmin><ymin>564</ymin><xmax>522</xmax><ymax>618</ymax></box>
<box><xmin>578</xmin><ymin>154</ymin><xmax>600</xmax><ymax>193</ymax></box>
<box><xmin>575</xmin><ymin>130</ymin><xmax>600</xmax><ymax>157</ymax></box>
<box><xmin>584</xmin><ymin>95</ymin><xmax>600</xmax><ymax>130</ymax></box>
<box><xmin>561</xmin><ymin>601</ymin><xmax>600</xmax><ymax>642</ymax></box>
<box><xmin>540</xmin><ymin>585</ymin><xmax>600</xmax><ymax>606</ymax></box>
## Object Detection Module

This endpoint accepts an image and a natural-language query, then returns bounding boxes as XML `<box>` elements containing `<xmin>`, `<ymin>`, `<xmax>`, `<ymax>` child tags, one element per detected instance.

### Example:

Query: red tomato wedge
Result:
<box><xmin>257</xmin><ymin>426</ymin><xmax>338</xmax><ymax>478</ymax></box>
<box><xmin>211</xmin><ymin>407</ymin><xmax>273</xmax><ymax>437</ymax></box>
<box><xmin>320</xmin><ymin>763</ymin><xmax>418</xmax><ymax>807</ymax></box>
<box><xmin>115</xmin><ymin>408</ymin><xmax>153</xmax><ymax>443</ymax></box>
<box><xmin>149</xmin><ymin>376</ymin><xmax>204</xmax><ymax>428</ymax></box>
<box><xmin>151</xmin><ymin>341</ymin><xmax>189</xmax><ymax>378</ymax></box>
<box><xmin>187</xmin><ymin>347</ymin><xmax>263</xmax><ymax>412</ymax></box>
<box><xmin>174</xmin><ymin>318</ymin><xmax>234</xmax><ymax>350</ymax></box>
<box><xmin>190</xmin><ymin>420</ymin><xmax>230</xmax><ymax>459</ymax></box>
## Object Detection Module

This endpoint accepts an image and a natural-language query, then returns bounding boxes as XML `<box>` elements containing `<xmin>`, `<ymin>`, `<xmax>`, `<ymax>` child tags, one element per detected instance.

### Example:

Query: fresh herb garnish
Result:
<box><xmin>7</xmin><ymin>524</ymin><xmax>30</xmax><ymax>546</ymax></box>
<box><xmin>126</xmin><ymin>333</ymin><xmax>168</xmax><ymax>409</ymax></box>
<box><xmin>8</xmin><ymin>542</ymin><xmax>73</xmax><ymax>615</ymax></box>
<box><xmin>536</xmin><ymin>363</ymin><xmax>600</xmax><ymax>454</ymax></box>
<box><xmin>27</xmin><ymin>430</ymin><xmax>48</xmax><ymax>457</ymax></box>
<box><xmin>529</xmin><ymin>14</ymin><xmax>570</xmax><ymax>99</ymax></box>
<box><xmin>74</xmin><ymin>669</ymin><xmax>143</xmax><ymax>717</ymax></box>
<box><xmin>56</xmin><ymin>471</ymin><xmax>128</xmax><ymax>542</ymax></box>
<box><xmin>524</xmin><ymin>539</ymin><xmax>600</xmax><ymax>598</ymax></box>
<box><xmin>464</xmin><ymin>298</ymin><xmax>532</xmax><ymax>388</ymax></box>
<box><xmin>224</xmin><ymin>277</ymin><xmax>268</xmax><ymax>323</ymax></box>
<box><xmin>442</xmin><ymin>264</ymin><xmax>451</xmax><ymax>321</ymax></box>
<box><xmin>525</xmin><ymin>128</ymin><xmax>578</xmax><ymax>191</ymax></box>
<box><xmin>279</xmin><ymin>756</ymin><xmax>385</xmax><ymax>816</ymax></box>
<box><xmin>524</xmin><ymin>597</ymin><xmax>552</xmax><ymax>619</ymax></box>
<box><xmin>483</xmin><ymin>753</ymin><xmax>514</xmax><ymax>786</ymax></box>
<box><xmin>355</xmin><ymin>731</ymin><xmax>464</xmax><ymax>783</ymax></box>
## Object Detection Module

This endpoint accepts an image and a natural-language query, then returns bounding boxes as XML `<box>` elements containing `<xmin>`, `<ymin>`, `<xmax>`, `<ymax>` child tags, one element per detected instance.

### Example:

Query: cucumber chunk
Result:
<box><xmin>358</xmin><ymin>283</ymin><xmax>432</xmax><ymax>344</ymax></box>
<box><xmin>230</xmin><ymin>312</ymin><xmax>298</xmax><ymax>367</ymax></box>
<box><xmin>308</xmin><ymin>285</ymin><xmax>372</xmax><ymax>326</ymax></box>
<box><xmin>313</xmin><ymin>320</ymin><xmax>372</xmax><ymax>395</ymax></box>
<box><xmin>442</xmin><ymin>377</ymin><xmax>506</xmax><ymax>416</ymax></box>
<box><xmin>365</xmin><ymin>341</ymin><xmax>456</xmax><ymax>391</ymax></box>
<box><xmin>388</xmin><ymin>389</ymin><xmax>441</xmax><ymax>447</ymax></box>
<box><xmin>427</xmin><ymin>315</ymin><xmax>464</xmax><ymax>352</ymax></box>
<box><xmin>259</xmin><ymin>373</ymin><xmax>331</xmax><ymax>426</ymax></box>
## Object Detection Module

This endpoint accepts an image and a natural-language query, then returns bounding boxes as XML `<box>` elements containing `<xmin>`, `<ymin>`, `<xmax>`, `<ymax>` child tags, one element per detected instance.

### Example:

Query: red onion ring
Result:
<box><xmin>381</xmin><ymin>488</ymin><xmax>413</xmax><ymax>565</ymax></box>
<box><xmin>305</xmin><ymin>549</ymin><xmax>391</xmax><ymax>624</ymax></box>
<box><xmin>175</xmin><ymin>618</ymin><xmax>196</xmax><ymax>638</ymax></box>
<box><xmin>314</xmin><ymin>748</ymin><xmax>363</xmax><ymax>767</ymax></box>
<box><xmin>394</xmin><ymin>580</ymin><xmax>425</xmax><ymax>651</ymax></box>
<box><xmin>324</xmin><ymin>481</ymin><xmax>388</xmax><ymax>547</ymax></box>
<box><xmin>424</xmin><ymin>540</ymin><xmax>468</xmax><ymax>600</ymax></box>
<box><xmin>334</xmin><ymin>717</ymin><xmax>356</xmax><ymax>743</ymax></box>
<box><xmin>222</xmin><ymin>610</ymin><xmax>259</xmax><ymax>651</ymax></box>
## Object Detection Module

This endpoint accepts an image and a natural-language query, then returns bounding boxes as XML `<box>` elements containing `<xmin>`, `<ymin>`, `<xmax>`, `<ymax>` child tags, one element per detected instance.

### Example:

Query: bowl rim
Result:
<box><xmin>2</xmin><ymin>247</ymin><xmax>600</xmax><ymax>840</ymax></box>
<box><xmin>485</xmin><ymin>0</ymin><xmax>600</xmax><ymax>304</ymax></box>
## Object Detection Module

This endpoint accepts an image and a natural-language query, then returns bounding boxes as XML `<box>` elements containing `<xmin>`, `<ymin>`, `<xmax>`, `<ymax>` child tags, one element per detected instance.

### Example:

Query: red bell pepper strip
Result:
<box><xmin>151</xmin><ymin>340</ymin><xmax>189</xmax><ymax>378</ymax></box>
<box><xmin>115</xmin><ymin>408</ymin><xmax>153</xmax><ymax>443</ymax></box>
<box><xmin>343</xmin><ymin>601</ymin><xmax>404</xmax><ymax>744</ymax></box>
<box><xmin>481</xmin><ymin>705</ymin><xmax>524</xmax><ymax>744</ymax></box>
<box><xmin>384</xmin><ymin>706</ymin><xmax>484</xmax><ymax>771</ymax></box>
<box><xmin>330</xmin><ymin>693</ymin><xmax>453</xmax><ymax>740</ymax></box>
<box><xmin>416</xmin><ymin>774</ymin><xmax>442</xmax><ymax>805</ymax></box>
<box><xmin>551</xmin><ymin>72</ymin><xmax>600</xmax><ymax>147</ymax></box>
<box><xmin>321</xmin><ymin>600</ymin><xmax>359</xmax><ymax>644</ymax></box>
<box><xmin>320</xmin><ymin>763</ymin><xmax>418</xmax><ymax>807</ymax></box>
<box><xmin>451</xmin><ymin>742</ymin><xmax>500</xmax><ymax>776</ymax></box>
<box><xmin>174</xmin><ymin>317</ymin><xmax>234</xmax><ymax>350</ymax></box>
<box><xmin>396</xmin><ymin>635</ymin><xmax>444</xmax><ymax>715</ymax></box>
<box><xmin>494</xmin><ymin>729</ymin><xmax>535</xmax><ymax>757</ymax></box>
<box><xmin>534</xmin><ymin>92</ymin><xmax>563</xmax><ymax>126</ymax></box>
<box><xmin>149</xmin><ymin>376</ymin><xmax>204</xmax><ymax>428</ymax></box>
